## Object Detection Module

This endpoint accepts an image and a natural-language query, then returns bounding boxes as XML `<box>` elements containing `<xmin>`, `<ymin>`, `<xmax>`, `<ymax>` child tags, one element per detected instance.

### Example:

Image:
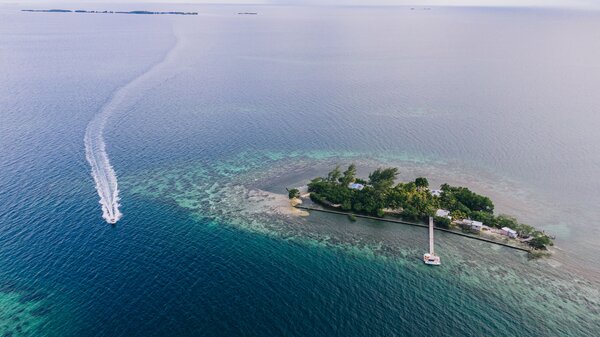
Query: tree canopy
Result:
<box><xmin>308</xmin><ymin>165</ymin><xmax>434</xmax><ymax>218</ymax></box>
<box><xmin>368</xmin><ymin>167</ymin><xmax>398</xmax><ymax>191</ymax></box>
<box><xmin>340</xmin><ymin>164</ymin><xmax>357</xmax><ymax>186</ymax></box>
<box><xmin>415</xmin><ymin>177</ymin><xmax>429</xmax><ymax>189</ymax></box>
<box><xmin>440</xmin><ymin>184</ymin><xmax>494</xmax><ymax>214</ymax></box>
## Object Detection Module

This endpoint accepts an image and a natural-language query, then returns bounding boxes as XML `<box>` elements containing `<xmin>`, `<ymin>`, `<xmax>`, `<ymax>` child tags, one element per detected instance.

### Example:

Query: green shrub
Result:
<box><xmin>434</xmin><ymin>216</ymin><xmax>451</xmax><ymax>228</ymax></box>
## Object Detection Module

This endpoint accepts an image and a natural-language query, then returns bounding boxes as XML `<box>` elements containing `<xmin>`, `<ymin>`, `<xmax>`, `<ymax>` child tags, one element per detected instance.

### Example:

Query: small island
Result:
<box><xmin>22</xmin><ymin>9</ymin><xmax>199</xmax><ymax>15</ymax></box>
<box><xmin>289</xmin><ymin>164</ymin><xmax>553</xmax><ymax>250</ymax></box>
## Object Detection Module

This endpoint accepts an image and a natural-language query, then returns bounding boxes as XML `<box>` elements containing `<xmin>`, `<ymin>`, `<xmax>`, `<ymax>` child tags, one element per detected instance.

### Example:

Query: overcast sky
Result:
<box><xmin>1</xmin><ymin>0</ymin><xmax>597</xmax><ymax>9</ymax></box>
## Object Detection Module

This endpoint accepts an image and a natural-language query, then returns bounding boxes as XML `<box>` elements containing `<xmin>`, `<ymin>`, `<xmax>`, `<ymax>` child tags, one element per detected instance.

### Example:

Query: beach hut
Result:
<box><xmin>461</xmin><ymin>219</ymin><xmax>483</xmax><ymax>231</ymax></box>
<box><xmin>501</xmin><ymin>227</ymin><xmax>518</xmax><ymax>238</ymax></box>
<box><xmin>435</xmin><ymin>209</ymin><xmax>451</xmax><ymax>219</ymax></box>
<box><xmin>469</xmin><ymin>221</ymin><xmax>483</xmax><ymax>231</ymax></box>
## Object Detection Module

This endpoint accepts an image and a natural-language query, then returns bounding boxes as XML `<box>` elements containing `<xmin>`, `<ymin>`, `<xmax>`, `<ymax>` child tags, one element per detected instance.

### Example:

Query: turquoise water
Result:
<box><xmin>1</xmin><ymin>4</ymin><xmax>600</xmax><ymax>336</ymax></box>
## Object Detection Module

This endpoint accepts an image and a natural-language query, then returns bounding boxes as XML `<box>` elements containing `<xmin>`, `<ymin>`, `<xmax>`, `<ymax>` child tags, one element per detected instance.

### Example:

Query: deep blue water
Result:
<box><xmin>1</xmin><ymin>4</ymin><xmax>599</xmax><ymax>336</ymax></box>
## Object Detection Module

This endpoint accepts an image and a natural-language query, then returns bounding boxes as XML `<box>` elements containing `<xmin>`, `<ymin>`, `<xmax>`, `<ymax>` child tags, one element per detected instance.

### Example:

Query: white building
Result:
<box><xmin>501</xmin><ymin>227</ymin><xmax>518</xmax><ymax>238</ymax></box>
<box><xmin>469</xmin><ymin>221</ymin><xmax>483</xmax><ymax>231</ymax></box>
<box><xmin>461</xmin><ymin>219</ymin><xmax>483</xmax><ymax>231</ymax></box>
<box><xmin>348</xmin><ymin>183</ymin><xmax>364</xmax><ymax>190</ymax></box>
<box><xmin>430</xmin><ymin>189</ymin><xmax>442</xmax><ymax>197</ymax></box>
<box><xmin>435</xmin><ymin>209</ymin><xmax>451</xmax><ymax>219</ymax></box>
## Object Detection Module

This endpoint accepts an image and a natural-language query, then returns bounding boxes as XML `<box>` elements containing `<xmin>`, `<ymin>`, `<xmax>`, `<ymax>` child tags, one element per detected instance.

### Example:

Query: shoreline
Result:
<box><xmin>295</xmin><ymin>204</ymin><xmax>533</xmax><ymax>253</ymax></box>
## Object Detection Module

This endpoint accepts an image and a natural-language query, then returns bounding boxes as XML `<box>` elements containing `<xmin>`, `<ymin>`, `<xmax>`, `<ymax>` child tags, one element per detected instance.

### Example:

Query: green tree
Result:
<box><xmin>529</xmin><ymin>235</ymin><xmax>551</xmax><ymax>249</ymax></box>
<box><xmin>340</xmin><ymin>164</ymin><xmax>357</xmax><ymax>186</ymax></box>
<box><xmin>327</xmin><ymin>165</ymin><xmax>342</xmax><ymax>184</ymax></box>
<box><xmin>402</xmin><ymin>207</ymin><xmax>419</xmax><ymax>220</ymax></box>
<box><xmin>439</xmin><ymin>184</ymin><xmax>494</xmax><ymax>214</ymax></box>
<box><xmin>386</xmin><ymin>185</ymin><xmax>408</xmax><ymax>209</ymax></box>
<box><xmin>450</xmin><ymin>210</ymin><xmax>467</xmax><ymax>220</ymax></box>
<box><xmin>470</xmin><ymin>210</ymin><xmax>496</xmax><ymax>227</ymax></box>
<box><xmin>355</xmin><ymin>187</ymin><xmax>380</xmax><ymax>215</ymax></box>
<box><xmin>309</xmin><ymin>192</ymin><xmax>322</xmax><ymax>203</ymax></box>
<box><xmin>369</xmin><ymin>167</ymin><xmax>398</xmax><ymax>191</ymax></box>
<box><xmin>514</xmin><ymin>223</ymin><xmax>536</xmax><ymax>237</ymax></box>
<box><xmin>415</xmin><ymin>177</ymin><xmax>429</xmax><ymax>189</ymax></box>
<box><xmin>287</xmin><ymin>188</ymin><xmax>300</xmax><ymax>199</ymax></box>
<box><xmin>355</xmin><ymin>178</ymin><xmax>368</xmax><ymax>185</ymax></box>
<box><xmin>412</xmin><ymin>192</ymin><xmax>435</xmax><ymax>217</ymax></box>
<box><xmin>434</xmin><ymin>216</ymin><xmax>451</xmax><ymax>228</ymax></box>
<box><xmin>496</xmin><ymin>215</ymin><xmax>518</xmax><ymax>228</ymax></box>
<box><xmin>307</xmin><ymin>177</ymin><xmax>325</xmax><ymax>193</ymax></box>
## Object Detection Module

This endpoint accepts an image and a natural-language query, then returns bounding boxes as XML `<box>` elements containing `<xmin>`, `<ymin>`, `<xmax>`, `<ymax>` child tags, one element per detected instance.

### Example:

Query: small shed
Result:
<box><xmin>460</xmin><ymin>219</ymin><xmax>483</xmax><ymax>231</ymax></box>
<box><xmin>470</xmin><ymin>221</ymin><xmax>483</xmax><ymax>231</ymax></box>
<box><xmin>435</xmin><ymin>209</ymin><xmax>451</xmax><ymax>219</ymax></box>
<box><xmin>501</xmin><ymin>227</ymin><xmax>518</xmax><ymax>238</ymax></box>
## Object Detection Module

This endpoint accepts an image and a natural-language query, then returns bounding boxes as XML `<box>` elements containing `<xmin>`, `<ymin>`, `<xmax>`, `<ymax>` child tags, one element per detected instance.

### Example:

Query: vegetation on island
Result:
<box><xmin>287</xmin><ymin>188</ymin><xmax>300</xmax><ymax>199</ymax></box>
<box><xmin>295</xmin><ymin>164</ymin><xmax>553</xmax><ymax>249</ymax></box>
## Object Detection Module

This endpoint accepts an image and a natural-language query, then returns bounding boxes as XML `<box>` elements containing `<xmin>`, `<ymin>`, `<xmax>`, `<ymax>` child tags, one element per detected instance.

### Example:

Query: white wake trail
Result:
<box><xmin>84</xmin><ymin>27</ymin><xmax>183</xmax><ymax>224</ymax></box>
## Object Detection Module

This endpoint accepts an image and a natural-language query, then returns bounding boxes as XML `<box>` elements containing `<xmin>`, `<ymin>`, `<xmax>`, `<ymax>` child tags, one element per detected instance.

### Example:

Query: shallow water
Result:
<box><xmin>1</xmin><ymin>4</ymin><xmax>600</xmax><ymax>336</ymax></box>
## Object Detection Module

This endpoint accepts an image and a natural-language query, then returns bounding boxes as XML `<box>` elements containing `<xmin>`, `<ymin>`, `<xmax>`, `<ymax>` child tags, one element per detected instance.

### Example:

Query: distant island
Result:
<box><xmin>289</xmin><ymin>165</ymin><xmax>553</xmax><ymax>250</ymax></box>
<box><xmin>22</xmin><ymin>9</ymin><xmax>198</xmax><ymax>15</ymax></box>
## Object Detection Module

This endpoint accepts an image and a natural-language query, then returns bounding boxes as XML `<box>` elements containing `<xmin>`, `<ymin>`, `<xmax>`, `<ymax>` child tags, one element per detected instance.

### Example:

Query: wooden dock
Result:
<box><xmin>428</xmin><ymin>216</ymin><xmax>435</xmax><ymax>255</ymax></box>
<box><xmin>295</xmin><ymin>205</ymin><xmax>532</xmax><ymax>252</ymax></box>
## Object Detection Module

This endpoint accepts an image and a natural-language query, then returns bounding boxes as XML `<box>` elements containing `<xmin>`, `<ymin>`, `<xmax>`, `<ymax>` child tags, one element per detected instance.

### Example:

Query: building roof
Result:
<box><xmin>435</xmin><ymin>209</ymin><xmax>450</xmax><ymax>217</ymax></box>
<box><xmin>430</xmin><ymin>189</ymin><xmax>442</xmax><ymax>197</ymax></box>
<box><xmin>348</xmin><ymin>183</ymin><xmax>364</xmax><ymax>190</ymax></box>
<box><xmin>502</xmin><ymin>227</ymin><xmax>517</xmax><ymax>233</ymax></box>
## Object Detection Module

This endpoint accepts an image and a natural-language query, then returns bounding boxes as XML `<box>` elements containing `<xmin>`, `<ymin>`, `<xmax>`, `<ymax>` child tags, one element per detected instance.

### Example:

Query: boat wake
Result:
<box><xmin>84</xmin><ymin>26</ymin><xmax>183</xmax><ymax>224</ymax></box>
<box><xmin>85</xmin><ymin>109</ymin><xmax>122</xmax><ymax>223</ymax></box>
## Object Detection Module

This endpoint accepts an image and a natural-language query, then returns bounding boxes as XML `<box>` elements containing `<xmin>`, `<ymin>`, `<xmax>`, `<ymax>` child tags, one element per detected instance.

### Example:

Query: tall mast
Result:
<box><xmin>429</xmin><ymin>216</ymin><xmax>434</xmax><ymax>255</ymax></box>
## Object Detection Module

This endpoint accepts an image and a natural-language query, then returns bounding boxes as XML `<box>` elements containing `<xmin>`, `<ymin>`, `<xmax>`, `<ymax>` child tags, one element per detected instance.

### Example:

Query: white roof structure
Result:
<box><xmin>430</xmin><ymin>189</ymin><xmax>442</xmax><ymax>197</ymax></box>
<box><xmin>469</xmin><ymin>221</ymin><xmax>483</xmax><ymax>230</ymax></box>
<box><xmin>435</xmin><ymin>209</ymin><xmax>450</xmax><ymax>218</ymax></box>
<box><xmin>501</xmin><ymin>227</ymin><xmax>518</xmax><ymax>238</ymax></box>
<box><xmin>502</xmin><ymin>227</ymin><xmax>517</xmax><ymax>234</ymax></box>
<box><xmin>348</xmin><ymin>183</ymin><xmax>364</xmax><ymax>190</ymax></box>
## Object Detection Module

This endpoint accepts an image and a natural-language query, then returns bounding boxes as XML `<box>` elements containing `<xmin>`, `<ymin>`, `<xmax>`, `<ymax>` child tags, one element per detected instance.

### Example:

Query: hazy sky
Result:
<box><xmin>0</xmin><ymin>0</ymin><xmax>597</xmax><ymax>9</ymax></box>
